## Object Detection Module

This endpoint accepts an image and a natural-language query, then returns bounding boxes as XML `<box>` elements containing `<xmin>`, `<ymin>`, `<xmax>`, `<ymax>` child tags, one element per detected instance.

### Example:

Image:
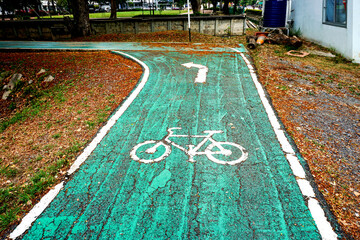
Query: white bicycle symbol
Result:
<box><xmin>130</xmin><ymin>127</ymin><xmax>248</xmax><ymax>165</ymax></box>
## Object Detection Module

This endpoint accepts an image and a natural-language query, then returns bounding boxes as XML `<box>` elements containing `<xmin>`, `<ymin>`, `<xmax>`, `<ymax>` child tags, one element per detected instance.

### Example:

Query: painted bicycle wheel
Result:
<box><xmin>130</xmin><ymin>140</ymin><xmax>171</xmax><ymax>163</ymax></box>
<box><xmin>205</xmin><ymin>142</ymin><xmax>248</xmax><ymax>165</ymax></box>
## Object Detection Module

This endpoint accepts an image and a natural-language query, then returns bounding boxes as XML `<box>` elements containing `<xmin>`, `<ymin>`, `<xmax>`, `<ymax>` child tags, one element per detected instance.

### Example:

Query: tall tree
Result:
<box><xmin>222</xmin><ymin>0</ymin><xmax>229</xmax><ymax>14</ymax></box>
<box><xmin>175</xmin><ymin>0</ymin><xmax>186</xmax><ymax>10</ymax></box>
<box><xmin>110</xmin><ymin>0</ymin><xmax>116</xmax><ymax>19</ymax></box>
<box><xmin>211</xmin><ymin>0</ymin><xmax>218</xmax><ymax>13</ymax></box>
<box><xmin>190</xmin><ymin>0</ymin><xmax>201</xmax><ymax>14</ymax></box>
<box><xmin>51</xmin><ymin>0</ymin><xmax>56</xmax><ymax>13</ymax></box>
<box><xmin>233</xmin><ymin>0</ymin><xmax>239</xmax><ymax>14</ymax></box>
<box><xmin>70</xmin><ymin>0</ymin><xmax>91</xmax><ymax>36</ymax></box>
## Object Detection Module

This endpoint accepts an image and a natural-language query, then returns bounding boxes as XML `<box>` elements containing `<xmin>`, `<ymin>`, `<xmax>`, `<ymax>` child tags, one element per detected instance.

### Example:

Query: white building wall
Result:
<box><xmin>291</xmin><ymin>0</ymin><xmax>360</xmax><ymax>63</ymax></box>
<box><xmin>351</xmin><ymin>0</ymin><xmax>360</xmax><ymax>62</ymax></box>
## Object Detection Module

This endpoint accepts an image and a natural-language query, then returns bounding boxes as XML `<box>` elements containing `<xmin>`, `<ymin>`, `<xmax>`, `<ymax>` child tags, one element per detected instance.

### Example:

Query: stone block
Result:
<box><xmin>138</xmin><ymin>22</ymin><xmax>151</xmax><ymax>34</ymax></box>
<box><xmin>153</xmin><ymin>21</ymin><xmax>167</xmax><ymax>32</ymax></box>
<box><xmin>171</xmin><ymin>21</ymin><xmax>184</xmax><ymax>31</ymax></box>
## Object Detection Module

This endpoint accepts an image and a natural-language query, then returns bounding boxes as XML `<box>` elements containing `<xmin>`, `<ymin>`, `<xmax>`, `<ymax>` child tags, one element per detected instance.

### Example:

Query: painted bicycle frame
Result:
<box><xmin>130</xmin><ymin>127</ymin><xmax>248</xmax><ymax>165</ymax></box>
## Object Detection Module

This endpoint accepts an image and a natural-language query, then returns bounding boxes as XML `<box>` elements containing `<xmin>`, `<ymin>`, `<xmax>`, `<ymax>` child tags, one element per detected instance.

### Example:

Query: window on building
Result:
<box><xmin>324</xmin><ymin>0</ymin><xmax>347</xmax><ymax>26</ymax></box>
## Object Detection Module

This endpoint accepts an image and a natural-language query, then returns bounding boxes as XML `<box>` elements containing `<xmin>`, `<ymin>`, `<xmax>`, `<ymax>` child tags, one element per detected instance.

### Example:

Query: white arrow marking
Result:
<box><xmin>181</xmin><ymin>62</ymin><xmax>208</xmax><ymax>83</ymax></box>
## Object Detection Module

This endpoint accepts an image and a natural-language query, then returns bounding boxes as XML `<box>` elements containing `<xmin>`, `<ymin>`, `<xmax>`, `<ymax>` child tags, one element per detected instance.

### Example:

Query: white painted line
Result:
<box><xmin>181</xmin><ymin>62</ymin><xmax>209</xmax><ymax>83</ymax></box>
<box><xmin>308</xmin><ymin>198</ymin><xmax>339</xmax><ymax>240</ymax></box>
<box><xmin>231</xmin><ymin>48</ymin><xmax>338</xmax><ymax>240</ymax></box>
<box><xmin>286</xmin><ymin>154</ymin><xmax>306</xmax><ymax>179</ymax></box>
<box><xmin>68</xmin><ymin>51</ymin><xmax>150</xmax><ymax>175</ymax></box>
<box><xmin>274</xmin><ymin>129</ymin><xmax>296</xmax><ymax>154</ymax></box>
<box><xmin>10</xmin><ymin>182</ymin><xmax>64</xmax><ymax>239</ymax></box>
<box><xmin>9</xmin><ymin>51</ymin><xmax>150</xmax><ymax>239</ymax></box>
<box><xmin>297</xmin><ymin>179</ymin><xmax>316</xmax><ymax>198</ymax></box>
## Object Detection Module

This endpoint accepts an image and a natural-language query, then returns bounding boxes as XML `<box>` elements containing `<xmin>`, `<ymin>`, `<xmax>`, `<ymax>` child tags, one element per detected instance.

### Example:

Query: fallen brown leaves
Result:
<box><xmin>0</xmin><ymin>51</ymin><xmax>142</xmax><ymax>235</ymax></box>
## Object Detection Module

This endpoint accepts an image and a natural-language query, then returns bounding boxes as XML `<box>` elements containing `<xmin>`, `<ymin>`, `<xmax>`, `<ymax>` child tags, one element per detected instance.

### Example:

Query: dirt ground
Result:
<box><xmin>251</xmin><ymin>42</ymin><xmax>360</xmax><ymax>239</ymax></box>
<box><xmin>0</xmin><ymin>30</ymin><xmax>359</xmax><ymax>239</ymax></box>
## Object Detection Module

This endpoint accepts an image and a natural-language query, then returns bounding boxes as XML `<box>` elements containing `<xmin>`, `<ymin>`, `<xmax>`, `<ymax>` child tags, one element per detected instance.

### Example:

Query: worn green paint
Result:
<box><xmin>9</xmin><ymin>44</ymin><xmax>322</xmax><ymax>239</ymax></box>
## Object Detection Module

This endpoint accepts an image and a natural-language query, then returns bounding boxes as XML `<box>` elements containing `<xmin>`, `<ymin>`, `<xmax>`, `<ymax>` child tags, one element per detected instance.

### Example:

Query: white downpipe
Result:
<box><xmin>187</xmin><ymin>0</ymin><xmax>191</xmax><ymax>41</ymax></box>
<box><xmin>286</xmin><ymin>0</ymin><xmax>292</xmax><ymax>28</ymax></box>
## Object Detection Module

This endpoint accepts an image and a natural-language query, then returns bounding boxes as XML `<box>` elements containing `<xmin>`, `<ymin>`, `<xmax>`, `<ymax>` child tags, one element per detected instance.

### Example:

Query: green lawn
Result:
<box><xmin>42</xmin><ymin>10</ymin><xmax>187</xmax><ymax>19</ymax></box>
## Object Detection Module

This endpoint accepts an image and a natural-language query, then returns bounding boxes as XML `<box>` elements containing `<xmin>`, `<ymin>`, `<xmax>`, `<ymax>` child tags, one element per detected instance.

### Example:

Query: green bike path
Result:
<box><xmin>1</xmin><ymin>42</ymin><xmax>338</xmax><ymax>239</ymax></box>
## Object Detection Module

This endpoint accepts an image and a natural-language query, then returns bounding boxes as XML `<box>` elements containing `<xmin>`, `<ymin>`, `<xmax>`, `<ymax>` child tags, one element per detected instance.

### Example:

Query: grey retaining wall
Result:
<box><xmin>0</xmin><ymin>15</ymin><xmax>245</xmax><ymax>40</ymax></box>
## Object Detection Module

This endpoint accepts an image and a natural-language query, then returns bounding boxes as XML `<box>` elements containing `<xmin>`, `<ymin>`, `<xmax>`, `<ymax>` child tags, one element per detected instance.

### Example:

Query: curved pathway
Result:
<box><xmin>0</xmin><ymin>42</ymin><xmax>340</xmax><ymax>239</ymax></box>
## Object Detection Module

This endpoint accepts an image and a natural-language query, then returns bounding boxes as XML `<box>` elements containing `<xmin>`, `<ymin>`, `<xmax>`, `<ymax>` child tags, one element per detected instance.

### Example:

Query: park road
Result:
<box><xmin>0</xmin><ymin>42</ymin><xmax>340</xmax><ymax>239</ymax></box>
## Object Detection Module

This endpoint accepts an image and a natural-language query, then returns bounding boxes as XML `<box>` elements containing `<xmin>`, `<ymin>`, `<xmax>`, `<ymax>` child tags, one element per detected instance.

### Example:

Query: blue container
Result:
<box><xmin>263</xmin><ymin>0</ymin><xmax>287</xmax><ymax>28</ymax></box>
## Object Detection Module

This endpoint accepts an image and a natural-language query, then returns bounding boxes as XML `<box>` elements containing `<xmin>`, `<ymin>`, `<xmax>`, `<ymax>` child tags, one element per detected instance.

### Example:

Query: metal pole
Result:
<box><xmin>187</xmin><ymin>0</ymin><xmax>191</xmax><ymax>42</ymax></box>
<box><xmin>142</xmin><ymin>0</ymin><xmax>144</xmax><ymax>15</ymax></box>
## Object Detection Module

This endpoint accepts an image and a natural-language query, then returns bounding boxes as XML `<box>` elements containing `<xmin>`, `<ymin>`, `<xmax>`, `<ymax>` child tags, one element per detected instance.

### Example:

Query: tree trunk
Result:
<box><xmin>48</xmin><ymin>0</ymin><xmax>51</xmax><ymax>17</ymax></box>
<box><xmin>1</xmin><ymin>4</ymin><xmax>5</xmax><ymax>21</ymax></box>
<box><xmin>51</xmin><ymin>0</ymin><xmax>55</xmax><ymax>14</ymax></box>
<box><xmin>34</xmin><ymin>0</ymin><xmax>41</xmax><ymax>19</ymax></box>
<box><xmin>110</xmin><ymin>0</ymin><xmax>117</xmax><ymax>19</ymax></box>
<box><xmin>234</xmin><ymin>0</ymin><xmax>238</xmax><ymax>14</ymax></box>
<box><xmin>71</xmin><ymin>0</ymin><xmax>91</xmax><ymax>37</ymax></box>
<box><xmin>222</xmin><ymin>0</ymin><xmax>229</xmax><ymax>14</ymax></box>
<box><xmin>190</xmin><ymin>0</ymin><xmax>201</xmax><ymax>14</ymax></box>
<box><xmin>211</xmin><ymin>0</ymin><xmax>218</xmax><ymax>13</ymax></box>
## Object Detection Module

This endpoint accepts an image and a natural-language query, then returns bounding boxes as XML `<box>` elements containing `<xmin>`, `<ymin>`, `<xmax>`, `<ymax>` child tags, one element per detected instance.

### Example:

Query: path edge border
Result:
<box><xmin>231</xmin><ymin>48</ymin><xmax>339</xmax><ymax>240</ymax></box>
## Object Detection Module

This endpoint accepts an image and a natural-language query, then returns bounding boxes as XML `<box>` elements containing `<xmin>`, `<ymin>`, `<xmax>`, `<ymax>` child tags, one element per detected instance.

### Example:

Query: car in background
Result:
<box><xmin>99</xmin><ymin>5</ymin><xmax>111</xmax><ymax>12</ymax></box>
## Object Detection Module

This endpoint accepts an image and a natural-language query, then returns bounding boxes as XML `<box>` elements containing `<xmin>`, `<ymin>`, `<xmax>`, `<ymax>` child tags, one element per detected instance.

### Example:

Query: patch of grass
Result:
<box><xmin>55</xmin><ymin>92</ymin><xmax>66</xmax><ymax>103</ymax></box>
<box><xmin>277</xmin><ymin>85</ymin><xmax>289</xmax><ymax>91</ymax></box>
<box><xmin>0</xmin><ymin>141</ymin><xmax>83</xmax><ymax>232</ymax></box>
<box><xmin>0</xmin><ymin>78</ymin><xmax>73</xmax><ymax>133</ymax></box>
<box><xmin>52</xmin><ymin>133</ymin><xmax>61</xmax><ymax>139</ymax></box>
<box><xmin>66</xmin><ymin>141</ymin><xmax>83</xmax><ymax>154</ymax></box>
<box><xmin>8</xmin><ymin>102</ymin><xmax>16</xmax><ymax>111</ymax></box>
<box><xmin>0</xmin><ymin>166</ymin><xmax>18</xmax><ymax>178</ymax></box>
<box><xmin>106</xmin><ymin>94</ymin><xmax>115</xmax><ymax>100</ymax></box>
<box><xmin>312</xmin><ymin>140</ymin><xmax>325</xmax><ymax>148</ymax></box>
<box><xmin>0</xmin><ymin>111</ymin><xmax>28</xmax><ymax>133</ymax></box>
<box><xmin>31</xmin><ymin>145</ymin><xmax>40</xmax><ymax>151</ymax></box>
<box><xmin>85</xmin><ymin>120</ymin><xmax>95</xmax><ymax>129</ymax></box>
<box><xmin>284</xmin><ymin>45</ymin><xmax>299</xmax><ymax>51</ymax></box>
<box><xmin>57</xmin><ymin>141</ymin><xmax>84</xmax><ymax>160</ymax></box>
<box><xmin>96</xmin><ymin>110</ymin><xmax>108</xmax><ymax>124</ymax></box>
<box><xmin>349</xmin><ymin>86</ymin><xmax>360</xmax><ymax>96</ymax></box>
<box><xmin>43</xmin><ymin>144</ymin><xmax>55</xmax><ymax>151</ymax></box>
<box><xmin>314</xmin><ymin>76</ymin><xmax>333</xmax><ymax>85</ymax></box>
<box><xmin>307</xmin><ymin>90</ymin><xmax>315</xmax><ymax>95</ymax></box>
<box><xmin>47</xmin><ymin>159</ymin><xmax>67</xmax><ymax>175</ymax></box>
<box><xmin>35</xmin><ymin>155</ymin><xmax>43</xmax><ymax>162</ymax></box>
<box><xmin>22</xmin><ymin>85</ymin><xmax>41</xmax><ymax>98</ymax></box>
<box><xmin>329</xmin><ymin>73</ymin><xmax>338</xmax><ymax>80</ymax></box>
<box><xmin>0</xmin><ymin>207</ymin><xmax>19</xmax><ymax>231</ymax></box>
<box><xmin>56</xmin><ymin>119</ymin><xmax>64</xmax><ymax>124</ymax></box>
